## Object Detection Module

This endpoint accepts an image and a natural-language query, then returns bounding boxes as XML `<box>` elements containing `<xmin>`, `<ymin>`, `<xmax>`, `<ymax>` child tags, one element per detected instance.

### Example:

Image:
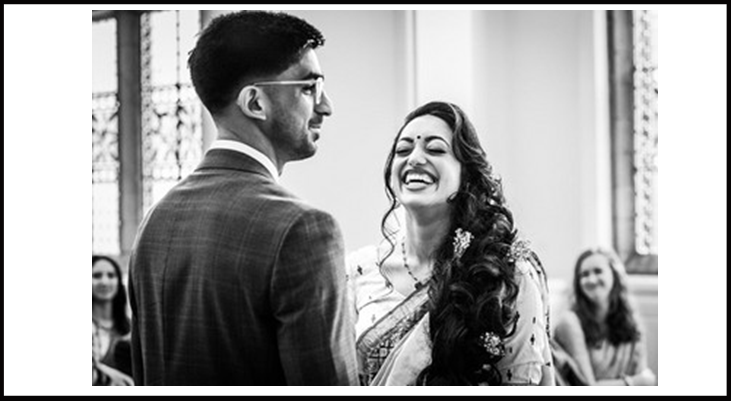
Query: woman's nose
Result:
<box><xmin>407</xmin><ymin>148</ymin><xmax>426</xmax><ymax>166</ymax></box>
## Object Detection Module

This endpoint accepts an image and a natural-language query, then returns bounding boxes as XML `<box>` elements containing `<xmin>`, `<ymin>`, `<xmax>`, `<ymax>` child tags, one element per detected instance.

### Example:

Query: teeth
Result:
<box><xmin>404</xmin><ymin>172</ymin><xmax>434</xmax><ymax>184</ymax></box>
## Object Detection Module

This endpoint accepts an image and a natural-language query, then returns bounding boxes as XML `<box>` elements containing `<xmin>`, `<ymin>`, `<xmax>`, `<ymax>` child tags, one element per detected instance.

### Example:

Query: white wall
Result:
<box><xmin>472</xmin><ymin>11</ymin><xmax>613</xmax><ymax>284</ymax></box>
<box><xmin>280</xmin><ymin>11</ymin><xmax>411</xmax><ymax>254</ymax></box>
<box><xmin>414</xmin><ymin>11</ymin><xmax>474</xmax><ymax>114</ymax></box>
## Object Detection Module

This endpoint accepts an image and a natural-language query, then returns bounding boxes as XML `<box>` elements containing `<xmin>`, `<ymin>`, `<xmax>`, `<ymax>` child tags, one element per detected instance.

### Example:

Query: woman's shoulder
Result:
<box><xmin>346</xmin><ymin>244</ymin><xmax>381</xmax><ymax>276</ymax></box>
<box><xmin>346</xmin><ymin>244</ymin><xmax>378</xmax><ymax>264</ymax></box>
<box><xmin>511</xmin><ymin>241</ymin><xmax>549</xmax><ymax>302</ymax></box>
<box><xmin>554</xmin><ymin>310</ymin><xmax>583</xmax><ymax>339</ymax></box>
<box><xmin>556</xmin><ymin>309</ymin><xmax>580</xmax><ymax>326</ymax></box>
<box><xmin>509</xmin><ymin>239</ymin><xmax>545</xmax><ymax>276</ymax></box>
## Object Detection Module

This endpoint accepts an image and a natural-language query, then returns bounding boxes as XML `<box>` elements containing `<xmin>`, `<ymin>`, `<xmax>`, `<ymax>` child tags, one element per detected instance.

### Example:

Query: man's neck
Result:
<box><xmin>215</xmin><ymin>122</ymin><xmax>283</xmax><ymax>175</ymax></box>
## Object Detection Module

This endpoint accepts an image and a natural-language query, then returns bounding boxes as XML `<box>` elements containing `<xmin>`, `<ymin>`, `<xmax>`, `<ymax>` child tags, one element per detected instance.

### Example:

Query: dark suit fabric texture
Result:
<box><xmin>128</xmin><ymin>149</ymin><xmax>358</xmax><ymax>385</ymax></box>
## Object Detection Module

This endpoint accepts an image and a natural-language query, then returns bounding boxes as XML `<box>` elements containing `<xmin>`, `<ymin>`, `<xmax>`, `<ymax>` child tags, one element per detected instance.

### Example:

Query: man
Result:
<box><xmin>128</xmin><ymin>10</ymin><xmax>358</xmax><ymax>385</ymax></box>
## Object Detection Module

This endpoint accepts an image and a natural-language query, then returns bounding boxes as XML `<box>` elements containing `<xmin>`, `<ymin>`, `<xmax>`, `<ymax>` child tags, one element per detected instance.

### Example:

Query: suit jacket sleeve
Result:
<box><xmin>271</xmin><ymin>208</ymin><xmax>359</xmax><ymax>385</ymax></box>
<box><xmin>128</xmin><ymin>267</ymin><xmax>143</xmax><ymax>385</ymax></box>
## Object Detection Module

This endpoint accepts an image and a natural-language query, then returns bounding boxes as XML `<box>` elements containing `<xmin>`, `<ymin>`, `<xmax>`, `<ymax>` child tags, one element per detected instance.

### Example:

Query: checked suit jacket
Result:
<box><xmin>128</xmin><ymin>148</ymin><xmax>359</xmax><ymax>385</ymax></box>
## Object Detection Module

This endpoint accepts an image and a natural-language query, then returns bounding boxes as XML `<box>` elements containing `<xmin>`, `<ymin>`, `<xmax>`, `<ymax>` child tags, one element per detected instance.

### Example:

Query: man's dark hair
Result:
<box><xmin>188</xmin><ymin>11</ymin><xmax>325</xmax><ymax>115</ymax></box>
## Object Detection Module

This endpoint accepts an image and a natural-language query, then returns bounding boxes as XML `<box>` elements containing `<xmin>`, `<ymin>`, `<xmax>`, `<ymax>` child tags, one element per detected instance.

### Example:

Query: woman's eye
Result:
<box><xmin>428</xmin><ymin>147</ymin><xmax>446</xmax><ymax>154</ymax></box>
<box><xmin>395</xmin><ymin>147</ymin><xmax>411</xmax><ymax>156</ymax></box>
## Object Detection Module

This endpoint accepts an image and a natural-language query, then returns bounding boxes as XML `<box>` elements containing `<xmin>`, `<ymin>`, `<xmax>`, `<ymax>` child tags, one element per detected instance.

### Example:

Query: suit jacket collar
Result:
<box><xmin>197</xmin><ymin>148</ymin><xmax>277</xmax><ymax>183</ymax></box>
<box><xmin>207</xmin><ymin>139</ymin><xmax>280</xmax><ymax>183</ymax></box>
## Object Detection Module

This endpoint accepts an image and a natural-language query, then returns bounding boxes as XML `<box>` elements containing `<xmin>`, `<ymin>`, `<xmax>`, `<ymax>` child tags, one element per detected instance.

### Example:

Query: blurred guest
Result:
<box><xmin>92</xmin><ymin>255</ymin><xmax>132</xmax><ymax>379</ymax></box>
<box><xmin>554</xmin><ymin>248</ymin><xmax>656</xmax><ymax>386</ymax></box>
<box><xmin>93</xmin><ymin>320</ymin><xmax>133</xmax><ymax>386</ymax></box>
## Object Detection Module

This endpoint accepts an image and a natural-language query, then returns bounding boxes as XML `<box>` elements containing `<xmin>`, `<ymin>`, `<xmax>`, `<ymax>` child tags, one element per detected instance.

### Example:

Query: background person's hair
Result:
<box><xmin>379</xmin><ymin>101</ymin><xmax>522</xmax><ymax>385</ymax></box>
<box><xmin>187</xmin><ymin>10</ymin><xmax>325</xmax><ymax>115</ymax></box>
<box><xmin>92</xmin><ymin>255</ymin><xmax>131</xmax><ymax>336</ymax></box>
<box><xmin>571</xmin><ymin>247</ymin><xmax>641</xmax><ymax>346</ymax></box>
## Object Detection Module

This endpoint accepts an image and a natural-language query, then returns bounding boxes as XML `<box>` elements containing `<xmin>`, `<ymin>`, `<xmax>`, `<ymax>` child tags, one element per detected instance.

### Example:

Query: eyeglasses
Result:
<box><xmin>252</xmin><ymin>77</ymin><xmax>325</xmax><ymax>104</ymax></box>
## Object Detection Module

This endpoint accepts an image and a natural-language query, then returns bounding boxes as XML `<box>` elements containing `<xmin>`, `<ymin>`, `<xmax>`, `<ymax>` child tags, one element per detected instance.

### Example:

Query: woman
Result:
<box><xmin>93</xmin><ymin>320</ymin><xmax>133</xmax><ymax>386</ymax></box>
<box><xmin>92</xmin><ymin>255</ymin><xmax>132</xmax><ymax>381</ymax></box>
<box><xmin>553</xmin><ymin>248</ymin><xmax>656</xmax><ymax>386</ymax></box>
<box><xmin>347</xmin><ymin>101</ymin><xmax>554</xmax><ymax>385</ymax></box>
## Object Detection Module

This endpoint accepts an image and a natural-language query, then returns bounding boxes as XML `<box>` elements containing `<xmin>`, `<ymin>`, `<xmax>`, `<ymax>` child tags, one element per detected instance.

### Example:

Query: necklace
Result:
<box><xmin>401</xmin><ymin>238</ymin><xmax>425</xmax><ymax>290</ymax></box>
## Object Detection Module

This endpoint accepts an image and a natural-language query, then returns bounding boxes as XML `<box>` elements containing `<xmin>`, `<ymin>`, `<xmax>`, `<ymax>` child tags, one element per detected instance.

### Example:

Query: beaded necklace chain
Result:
<box><xmin>401</xmin><ymin>238</ymin><xmax>426</xmax><ymax>290</ymax></box>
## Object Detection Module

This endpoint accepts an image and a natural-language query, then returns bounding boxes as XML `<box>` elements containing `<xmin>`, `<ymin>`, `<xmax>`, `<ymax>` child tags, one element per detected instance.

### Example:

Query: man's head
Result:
<box><xmin>188</xmin><ymin>10</ymin><xmax>333</xmax><ymax>165</ymax></box>
<box><xmin>188</xmin><ymin>11</ymin><xmax>324</xmax><ymax>115</ymax></box>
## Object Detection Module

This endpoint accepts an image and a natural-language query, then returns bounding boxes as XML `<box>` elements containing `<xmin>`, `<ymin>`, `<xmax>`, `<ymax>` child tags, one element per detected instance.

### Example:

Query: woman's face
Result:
<box><xmin>578</xmin><ymin>253</ymin><xmax>615</xmax><ymax>305</ymax></box>
<box><xmin>92</xmin><ymin>259</ymin><xmax>119</xmax><ymax>302</ymax></box>
<box><xmin>390</xmin><ymin>115</ymin><xmax>462</xmax><ymax>213</ymax></box>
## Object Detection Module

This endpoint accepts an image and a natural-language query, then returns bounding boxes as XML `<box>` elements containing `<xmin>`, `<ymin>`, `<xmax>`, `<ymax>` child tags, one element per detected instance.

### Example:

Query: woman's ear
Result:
<box><xmin>237</xmin><ymin>86</ymin><xmax>267</xmax><ymax>121</ymax></box>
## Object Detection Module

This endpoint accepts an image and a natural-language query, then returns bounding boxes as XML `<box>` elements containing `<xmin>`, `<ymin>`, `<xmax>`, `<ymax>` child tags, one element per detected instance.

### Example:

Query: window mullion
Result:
<box><xmin>117</xmin><ymin>11</ymin><xmax>144</xmax><ymax>265</ymax></box>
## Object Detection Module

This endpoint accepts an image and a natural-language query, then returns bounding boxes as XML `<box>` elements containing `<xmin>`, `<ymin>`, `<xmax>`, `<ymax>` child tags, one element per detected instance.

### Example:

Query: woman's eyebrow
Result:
<box><xmin>424</xmin><ymin>135</ymin><xmax>449</xmax><ymax>145</ymax></box>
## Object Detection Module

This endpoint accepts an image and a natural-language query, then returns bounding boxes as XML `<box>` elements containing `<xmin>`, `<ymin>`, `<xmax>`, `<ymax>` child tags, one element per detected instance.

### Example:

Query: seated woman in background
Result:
<box><xmin>92</xmin><ymin>255</ymin><xmax>133</xmax><ymax>382</ymax></box>
<box><xmin>93</xmin><ymin>320</ymin><xmax>133</xmax><ymax>386</ymax></box>
<box><xmin>553</xmin><ymin>248</ymin><xmax>656</xmax><ymax>386</ymax></box>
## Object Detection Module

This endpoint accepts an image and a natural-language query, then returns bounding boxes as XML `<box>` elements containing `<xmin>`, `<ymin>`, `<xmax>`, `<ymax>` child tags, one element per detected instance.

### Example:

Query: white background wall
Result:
<box><xmin>282</xmin><ymin>10</ymin><xmax>410</xmax><ymax>255</ymax></box>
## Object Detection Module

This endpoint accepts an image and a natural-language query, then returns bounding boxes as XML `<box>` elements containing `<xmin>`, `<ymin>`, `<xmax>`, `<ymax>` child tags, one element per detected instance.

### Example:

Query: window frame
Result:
<box><xmin>608</xmin><ymin>10</ymin><xmax>658</xmax><ymax>274</ymax></box>
<box><xmin>93</xmin><ymin>11</ymin><xmax>145</xmax><ymax>265</ymax></box>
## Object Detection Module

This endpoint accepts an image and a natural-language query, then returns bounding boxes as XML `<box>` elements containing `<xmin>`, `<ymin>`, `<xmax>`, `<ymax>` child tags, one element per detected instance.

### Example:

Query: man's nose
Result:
<box><xmin>316</xmin><ymin>91</ymin><xmax>333</xmax><ymax>116</ymax></box>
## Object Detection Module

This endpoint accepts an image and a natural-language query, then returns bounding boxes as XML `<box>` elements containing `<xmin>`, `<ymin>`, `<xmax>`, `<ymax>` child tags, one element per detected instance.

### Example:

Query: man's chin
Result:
<box><xmin>290</xmin><ymin>144</ymin><xmax>318</xmax><ymax>162</ymax></box>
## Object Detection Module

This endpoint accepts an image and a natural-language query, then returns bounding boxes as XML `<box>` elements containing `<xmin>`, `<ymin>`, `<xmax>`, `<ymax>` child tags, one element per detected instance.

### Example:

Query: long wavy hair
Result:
<box><xmin>92</xmin><ymin>255</ymin><xmax>131</xmax><ymax>336</ymax></box>
<box><xmin>571</xmin><ymin>248</ymin><xmax>641</xmax><ymax>347</ymax></box>
<box><xmin>379</xmin><ymin>101</ymin><xmax>521</xmax><ymax>385</ymax></box>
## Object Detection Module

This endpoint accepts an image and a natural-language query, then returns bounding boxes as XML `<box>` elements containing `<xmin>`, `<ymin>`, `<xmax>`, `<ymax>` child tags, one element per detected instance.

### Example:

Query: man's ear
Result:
<box><xmin>237</xmin><ymin>86</ymin><xmax>267</xmax><ymax>121</ymax></box>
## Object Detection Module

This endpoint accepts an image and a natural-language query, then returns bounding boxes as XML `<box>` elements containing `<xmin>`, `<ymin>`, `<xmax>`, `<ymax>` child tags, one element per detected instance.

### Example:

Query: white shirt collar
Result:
<box><xmin>207</xmin><ymin>139</ymin><xmax>280</xmax><ymax>184</ymax></box>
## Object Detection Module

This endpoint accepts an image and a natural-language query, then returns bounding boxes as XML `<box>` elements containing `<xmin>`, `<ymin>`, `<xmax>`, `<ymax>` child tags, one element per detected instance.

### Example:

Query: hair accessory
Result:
<box><xmin>507</xmin><ymin>238</ymin><xmax>532</xmax><ymax>264</ymax></box>
<box><xmin>479</xmin><ymin>331</ymin><xmax>505</xmax><ymax>358</ymax></box>
<box><xmin>453</xmin><ymin>228</ymin><xmax>473</xmax><ymax>260</ymax></box>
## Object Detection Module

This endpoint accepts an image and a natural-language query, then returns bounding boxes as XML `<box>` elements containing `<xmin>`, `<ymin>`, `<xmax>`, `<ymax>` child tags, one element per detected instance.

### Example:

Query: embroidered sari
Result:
<box><xmin>347</xmin><ymin>244</ymin><xmax>556</xmax><ymax>386</ymax></box>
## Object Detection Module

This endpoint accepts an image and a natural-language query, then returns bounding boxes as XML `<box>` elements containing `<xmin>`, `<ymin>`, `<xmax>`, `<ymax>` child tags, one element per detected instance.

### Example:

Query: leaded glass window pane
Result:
<box><xmin>141</xmin><ymin>11</ymin><xmax>203</xmax><ymax>214</ymax></box>
<box><xmin>92</xmin><ymin>18</ymin><xmax>120</xmax><ymax>255</ymax></box>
